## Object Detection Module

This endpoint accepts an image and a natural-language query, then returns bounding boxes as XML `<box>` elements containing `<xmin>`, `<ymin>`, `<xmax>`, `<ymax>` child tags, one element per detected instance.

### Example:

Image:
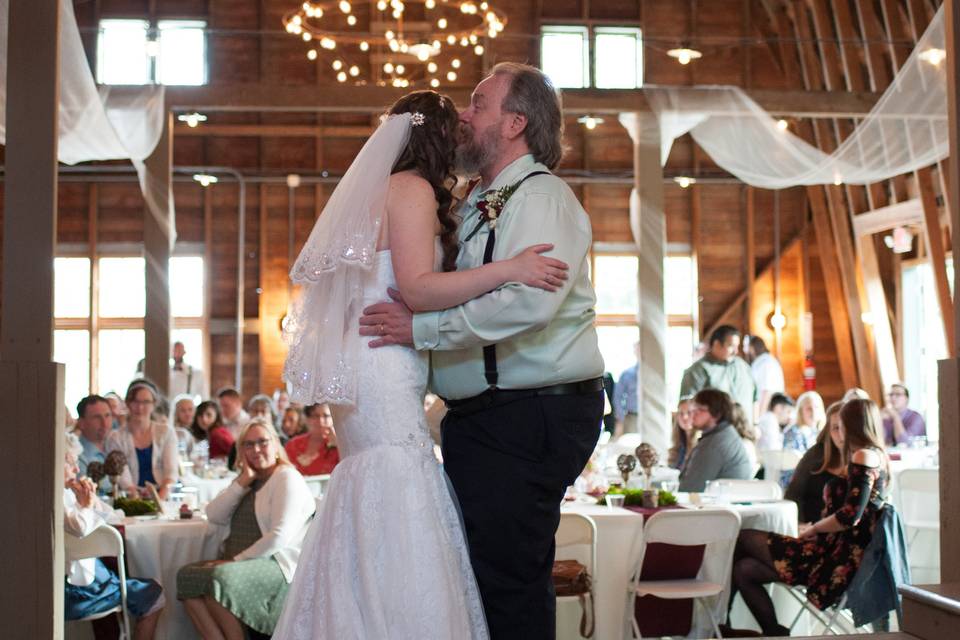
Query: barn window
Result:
<box><xmin>595</xmin><ymin>28</ymin><xmax>643</xmax><ymax>89</ymax></box>
<box><xmin>97</xmin><ymin>19</ymin><xmax>207</xmax><ymax>86</ymax></box>
<box><xmin>54</xmin><ymin>254</ymin><xmax>206</xmax><ymax>411</ymax></box>
<box><xmin>540</xmin><ymin>26</ymin><xmax>590</xmax><ymax>89</ymax></box>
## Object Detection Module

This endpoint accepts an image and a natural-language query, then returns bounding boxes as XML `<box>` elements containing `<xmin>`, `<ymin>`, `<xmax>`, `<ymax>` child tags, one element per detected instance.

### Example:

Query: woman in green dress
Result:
<box><xmin>178</xmin><ymin>417</ymin><xmax>316</xmax><ymax>638</ymax></box>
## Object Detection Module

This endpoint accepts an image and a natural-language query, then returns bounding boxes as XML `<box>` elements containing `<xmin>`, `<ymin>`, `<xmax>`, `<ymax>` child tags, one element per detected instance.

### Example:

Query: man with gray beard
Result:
<box><xmin>360</xmin><ymin>63</ymin><xmax>604</xmax><ymax>639</ymax></box>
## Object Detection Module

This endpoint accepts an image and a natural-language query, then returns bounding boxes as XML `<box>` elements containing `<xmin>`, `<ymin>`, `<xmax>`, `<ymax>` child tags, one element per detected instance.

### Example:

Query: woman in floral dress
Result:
<box><xmin>731</xmin><ymin>398</ymin><xmax>889</xmax><ymax>636</ymax></box>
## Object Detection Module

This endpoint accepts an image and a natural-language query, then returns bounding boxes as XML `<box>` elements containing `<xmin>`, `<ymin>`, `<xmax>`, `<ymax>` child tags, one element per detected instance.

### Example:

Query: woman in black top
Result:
<box><xmin>785</xmin><ymin>401</ymin><xmax>844</xmax><ymax>523</ymax></box>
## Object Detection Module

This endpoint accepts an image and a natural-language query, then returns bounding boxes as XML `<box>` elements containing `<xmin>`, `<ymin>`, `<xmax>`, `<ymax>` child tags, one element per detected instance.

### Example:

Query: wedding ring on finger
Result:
<box><xmin>379</xmin><ymin>323</ymin><xmax>385</xmax><ymax>335</ymax></box>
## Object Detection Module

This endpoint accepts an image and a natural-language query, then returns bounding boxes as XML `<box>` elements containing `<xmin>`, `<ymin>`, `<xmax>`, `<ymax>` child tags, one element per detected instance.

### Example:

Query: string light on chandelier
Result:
<box><xmin>283</xmin><ymin>0</ymin><xmax>508</xmax><ymax>87</ymax></box>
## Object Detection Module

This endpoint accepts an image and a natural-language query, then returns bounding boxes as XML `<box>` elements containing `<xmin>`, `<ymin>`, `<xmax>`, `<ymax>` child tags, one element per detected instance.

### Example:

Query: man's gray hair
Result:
<box><xmin>491</xmin><ymin>62</ymin><xmax>564</xmax><ymax>170</ymax></box>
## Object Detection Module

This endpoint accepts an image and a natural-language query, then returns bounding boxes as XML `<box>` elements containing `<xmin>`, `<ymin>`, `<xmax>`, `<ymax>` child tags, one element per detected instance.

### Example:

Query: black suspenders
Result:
<box><xmin>480</xmin><ymin>170</ymin><xmax>549</xmax><ymax>388</ymax></box>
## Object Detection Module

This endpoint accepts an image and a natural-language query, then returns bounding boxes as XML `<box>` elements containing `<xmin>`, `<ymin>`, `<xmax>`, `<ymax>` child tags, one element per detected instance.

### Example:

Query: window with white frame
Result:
<box><xmin>595</xmin><ymin>27</ymin><xmax>643</xmax><ymax>89</ymax></box>
<box><xmin>540</xmin><ymin>25</ymin><xmax>643</xmax><ymax>89</ymax></box>
<box><xmin>97</xmin><ymin>18</ymin><xmax>207</xmax><ymax>86</ymax></box>
<box><xmin>54</xmin><ymin>254</ymin><xmax>206</xmax><ymax>413</ymax></box>
<box><xmin>591</xmin><ymin>252</ymin><xmax>697</xmax><ymax>405</ymax></box>
<box><xmin>540</xmin><ymin>26</ymin><xmax>590</xmax><ymax>89</ymax></box>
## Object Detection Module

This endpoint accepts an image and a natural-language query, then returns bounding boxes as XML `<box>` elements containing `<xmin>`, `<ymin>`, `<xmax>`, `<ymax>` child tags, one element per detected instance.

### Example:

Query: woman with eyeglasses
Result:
<box><xmin>105</xmin><ymin>379</ymin><xmax>179</xmax><ymax>499</ymax></box>
<box><xmin>177</xmin><ymin>417</ymin><xmax>316</xmax><ymax>639</ymax></box>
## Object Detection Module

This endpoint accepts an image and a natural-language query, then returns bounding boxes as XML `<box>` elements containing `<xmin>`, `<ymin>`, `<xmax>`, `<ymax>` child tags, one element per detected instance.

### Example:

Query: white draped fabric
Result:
<box><xmin>0</xmin><ymin>0</ymin><xmax>172</xmax><ymax>238</ymax></box>
<box><xmin>643</xmin><ymin>5</ymin><xmax>946</xmax><ymax>189</ymax></box>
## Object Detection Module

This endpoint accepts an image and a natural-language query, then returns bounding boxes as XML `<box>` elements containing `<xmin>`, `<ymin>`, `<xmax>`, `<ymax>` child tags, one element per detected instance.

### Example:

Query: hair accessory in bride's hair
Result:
<box><xmin>411</xmin><ymin>112</ymin><xmax>426</xmax><ymax>127</ymax></box>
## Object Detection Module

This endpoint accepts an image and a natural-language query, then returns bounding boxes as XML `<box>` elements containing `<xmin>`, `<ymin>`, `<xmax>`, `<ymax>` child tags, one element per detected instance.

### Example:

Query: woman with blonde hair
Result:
<box><xmin>177</xmin><ymin>418</ymin><xmax>315</xmax><ymax>638</ymax></box>
<box><xmin>782</xmin><ymin>390</ymin><xmax>825</xmax><ymax>454</ymax></box>
<box><xmin>667</xmin><ymin>396</ymin><xmax>699</xmax><ymax>469</ymax></box>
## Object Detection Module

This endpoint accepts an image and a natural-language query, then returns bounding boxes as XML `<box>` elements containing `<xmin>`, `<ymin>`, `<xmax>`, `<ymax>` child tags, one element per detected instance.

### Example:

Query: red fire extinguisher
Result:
<box><xmin>802</xmin><ymin>354</ymin><xmax>816</xmax><ymax>390</ymax></box>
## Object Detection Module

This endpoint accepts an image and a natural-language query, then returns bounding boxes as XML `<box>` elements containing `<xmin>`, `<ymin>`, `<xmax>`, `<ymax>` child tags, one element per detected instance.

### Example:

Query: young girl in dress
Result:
<box><xmin>731</xmin><ymin>398</ymin><xmax>889</xmax><ymax>635</ymax></box>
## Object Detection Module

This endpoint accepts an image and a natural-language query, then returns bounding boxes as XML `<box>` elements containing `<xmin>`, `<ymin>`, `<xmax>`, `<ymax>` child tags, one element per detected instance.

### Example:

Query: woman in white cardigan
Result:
<box><xmin>177</xmin><ymin>417</ymin><xmax>316</xmax><ymax>639</ymax></box>
<box><xmin>106</xmin><ymin>380</ymin><xmax>179</xmax><ymax>499</ymax></box>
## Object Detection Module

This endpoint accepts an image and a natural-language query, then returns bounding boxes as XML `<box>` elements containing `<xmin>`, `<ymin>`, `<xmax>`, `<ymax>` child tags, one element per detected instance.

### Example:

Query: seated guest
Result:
<box><xmin>63</xmin><ymin>433</ymin><xmax>164</xmax><ymax>638</ymax></box>
<box><xmin>843</xmin><ymin>387</ymin><xmax>870</xmax><ymax>402</ymax></box>
<box><xmin>190</xmin><ymin>400</ymin><xmax>235</xmax><ymax>461</ymax></box>
<box><xmin>279</xmin><ymin>406</ymin><xmax>306</xmax><ymax>444</ymax></box>
<box><xmin>171</xmin><ymin>394</ymin><xmax>197</xmax><ymax>457</ymax></box>
<box><xmin>667</xmin><ymin>396</ymin><xmax>698</xmax><ymax>469</ymax></box>
<box><xmin>106</xmin><ymin>380</ymin><xmax>179</xmax><ymax>499</ymax></box>
<box><xmin>247</xmin><ymin>393</ymin><xmax>278</xmax><ymax>427</ymax></box>
<box><xmin>103</xmin><ymin>391</ymin><xmax>127</xmax><ymax>431</ymax></box>
<box><xmin>882</xmin><ymin>383</ymin><xmax>926</xmax><ymax>446</ymax></box>
<box><xmin>756</xmin><ymin>392</ymin><xmax>794</xmax><ymax>451</ymax></box>
<box><xmin>785</xmin><ymin>401</ymin><xmax>845</xmax><ymax>524</ymax></box>
<box><xmin>74</xmin><ymin>395</ymin><xmax>112</xmax><ymax>482</ymax></box>
<box><xmin>782</xmin><ymin>390</ymin><xmax>825</xmax><ymax>454</ymax></box>
<box><xmin>679</xmin><ymin>389</ymin><xmax>753</xmax><ymax>492</ymax></box>
<box><xmin>285</xmin><ymin>403</ymin><xmax>340</xmax><ymax>476</ymax></box>
<box><xmin>218</xmin><ymin>387</ymin><xmax>251</xmax><ymax>437</ymax></box>
<box><xmin>177</xmin><ymin>418</ymin><xmax>316</xmax><ymax>638</ymax></box>
<box><xmin>731</xmin><ymin>402</ymin><xmax>760</xmax><ymax>475</ymax></box>
<box><xmin>732</xmin><ymin>398</ymin><xmax>889</xmax><ymax>636</ymax></box>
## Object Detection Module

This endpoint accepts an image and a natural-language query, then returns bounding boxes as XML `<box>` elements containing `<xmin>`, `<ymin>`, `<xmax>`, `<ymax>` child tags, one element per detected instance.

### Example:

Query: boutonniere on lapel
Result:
<box><xmin>464</xmin><ymin>181</ymin><xmax>523</xmax><ymax>242</ymax></box>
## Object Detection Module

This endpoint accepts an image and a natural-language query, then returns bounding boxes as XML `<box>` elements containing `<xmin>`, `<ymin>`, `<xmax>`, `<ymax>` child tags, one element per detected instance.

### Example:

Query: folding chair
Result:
<box><xmin>64</xmin><ymin>525</ymin><xmax>131</xmax><ymax>640</ymax></box>
<box><xmin>627</xmin><ymin>509</ymin><xmax>741</xmax><ymax>638</ymax></box>
<box><xmin>896</xmin><ymin>468</ymin><xmax>939</xmax><ymax>575</ymax></box>
<box><xmin>304</xmin><ymin>473</ymin><xmax>332</xmax><ymax>498</ymax></box>
<box><xmin>555</xmin><ymin>512</ymin><xmax>598</xmax><ymax>638</ymax></box>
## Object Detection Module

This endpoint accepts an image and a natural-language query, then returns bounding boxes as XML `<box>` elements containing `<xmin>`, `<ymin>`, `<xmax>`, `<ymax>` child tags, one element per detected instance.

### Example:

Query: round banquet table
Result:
<box><xmin>181</xmin><ymin>472</ymin><xmax>237</xmax><ymax>505</ymax></box>
<box><xmin>123</xmin><ymin>516</ymin><xmax>225</xmax><ymax>640</ymax></box>
<box><xmin>557</xmin><ymin>497</ymin><xmax>798</xmax><ymax>640</ymax></box>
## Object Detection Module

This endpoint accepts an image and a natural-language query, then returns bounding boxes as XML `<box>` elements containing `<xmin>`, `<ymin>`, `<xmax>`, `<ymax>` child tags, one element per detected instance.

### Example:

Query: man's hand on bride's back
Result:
<box><xmin>359</xmin><ymin>288</ymin><xmax>414</xmax><ymax>348</ymax></box>
<box><xmin>507</xmin><ymin>243</ymin><xmax>569</xmax><ymax>292</ymax></box>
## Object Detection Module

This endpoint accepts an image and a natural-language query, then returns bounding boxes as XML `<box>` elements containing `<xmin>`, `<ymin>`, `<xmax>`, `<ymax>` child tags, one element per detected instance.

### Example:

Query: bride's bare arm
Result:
<box><xmin>387</xmin><ymin>172</ymin><xmax>567</xmax><ymax>313</ymax></box>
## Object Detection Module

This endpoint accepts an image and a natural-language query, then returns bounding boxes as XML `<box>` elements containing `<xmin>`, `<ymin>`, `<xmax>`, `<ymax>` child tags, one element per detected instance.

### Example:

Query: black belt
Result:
<box><xmin>443</xmin><ymin>377</ymin><xmax>605</xmax><ymax>416</ymax></box>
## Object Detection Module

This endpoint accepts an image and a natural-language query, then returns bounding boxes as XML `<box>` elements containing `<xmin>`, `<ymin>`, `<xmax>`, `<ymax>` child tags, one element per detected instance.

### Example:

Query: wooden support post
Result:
<box><xmin>619</xmin><ymin>113</ymin><xmax>668</xmax><ymax>454</ymax></box>
<box><xmin>143</xmin><ymin>113</ymin><xmax>174</xmax><ymax>396</ymax></box>
<box><xmin>917</xmin><ymin>167</ymin><xmax>956</xmax><ymax>356</ymax></box>
<box><xmin>941</xmin><ymin>0</ymin><xmax>960</xmax><ymax>584</ymax></box>
<box><xmin>745</xmin><ymin>186</ymin><xmax>755</xmax><ymax>334</ymax></box>
<box><xmin>0</xmin><ymin>2</ymin><xmax>65</xmax><ymax>639</ymax></box>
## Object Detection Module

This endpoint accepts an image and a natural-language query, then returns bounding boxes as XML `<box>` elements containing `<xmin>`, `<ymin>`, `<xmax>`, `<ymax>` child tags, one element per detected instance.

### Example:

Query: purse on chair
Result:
<box><xmin>552</xmin><ymin>559</ymin><xmax>595</xmax><ymax>637</ymax></box>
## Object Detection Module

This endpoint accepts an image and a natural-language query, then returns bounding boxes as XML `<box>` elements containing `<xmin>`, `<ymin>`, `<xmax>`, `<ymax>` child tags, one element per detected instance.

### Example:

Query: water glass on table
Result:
<box><xmin>606</xmin><ymin>494</ymin><xmax>626</xmax><ymax>509</ymax></box>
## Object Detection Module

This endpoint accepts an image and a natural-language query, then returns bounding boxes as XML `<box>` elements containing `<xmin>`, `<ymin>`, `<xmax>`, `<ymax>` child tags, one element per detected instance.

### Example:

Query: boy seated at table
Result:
<box><xmin>64</xmin><ymin>433</ymin><xmax>165</xmax><ymax>639</ymax></box>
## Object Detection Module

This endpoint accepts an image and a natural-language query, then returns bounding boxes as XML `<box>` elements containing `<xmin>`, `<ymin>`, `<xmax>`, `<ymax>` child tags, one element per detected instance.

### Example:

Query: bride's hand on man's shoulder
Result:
<box><xmin>509</xmin><ymin>244</ymin><xmax>568</xmax><ymax>292</ymax></box>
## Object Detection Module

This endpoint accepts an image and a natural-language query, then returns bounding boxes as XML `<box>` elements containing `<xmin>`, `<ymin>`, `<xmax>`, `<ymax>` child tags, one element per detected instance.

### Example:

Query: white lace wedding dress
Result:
<box><xmin>273</xmin><ymin>249</ymin><xmax>489</xmax><ymax>640</ymax></box>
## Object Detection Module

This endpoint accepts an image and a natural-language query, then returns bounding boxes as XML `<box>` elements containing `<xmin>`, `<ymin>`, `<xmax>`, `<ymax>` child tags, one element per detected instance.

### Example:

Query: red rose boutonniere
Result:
<box><xmin>464</xmin><ymin>181</ymin><xmax>523</xmax><ymax>242</ymax></box>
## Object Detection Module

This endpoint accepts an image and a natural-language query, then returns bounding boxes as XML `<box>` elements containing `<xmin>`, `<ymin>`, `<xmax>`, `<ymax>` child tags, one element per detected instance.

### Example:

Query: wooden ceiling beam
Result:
<box><xmin>159</xmin><ymin>84</ymin><xmax>882</xmax><ymax>117</ymax></box>
<box><xmin>175</xmin><ymin>123</ymin><xmax>373</xmax><ymax>137</ymax></box>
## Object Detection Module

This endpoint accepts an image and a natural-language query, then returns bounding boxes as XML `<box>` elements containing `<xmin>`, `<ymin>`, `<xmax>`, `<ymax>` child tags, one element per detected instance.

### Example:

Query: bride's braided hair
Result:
<box><xmin>388</xmin><ymin>90</ymin><xmax>461</xmax><ymax>272</ymax></box>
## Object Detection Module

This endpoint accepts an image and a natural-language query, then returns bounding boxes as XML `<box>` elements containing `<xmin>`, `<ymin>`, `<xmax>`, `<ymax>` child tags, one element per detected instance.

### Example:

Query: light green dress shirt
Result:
<box><xmin>413</xmin><ymin>154</ymin><xmax>605</xmax><ymax>400</ymax></box>
<box><xmin>679</xmin><ymin>355</ymin><xmax>757</xmax><ymax>413</ymax></box>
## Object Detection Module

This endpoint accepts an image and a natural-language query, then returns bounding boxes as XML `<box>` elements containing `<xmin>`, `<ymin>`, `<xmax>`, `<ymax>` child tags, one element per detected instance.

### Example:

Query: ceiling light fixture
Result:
<box><xmin>919</xmin><ymin>48</ymin><xmax>946</xmax><ymax>66</ymax></box>
<box><xmin>193</xmin><ymin>173</ymin><xmax>218</xmax><ymax>187</ymax></box>
<box><xmin>577</xmin><ymin>115</ymin><xmax>604</xmax><ymax>130</ymax></box>
<box><xmin>667</xmin><ymin>46</ymin><xmax>702</xmax><ymax>65</ymax></box>
<box><xmin>178</xmin><ymin>112</ymin><xmax>208</xmax><ymax>128</ymax></box>
<box><xmin>673</xmin><ymin>176</ymin><xmax>696</xmax><ymax>188</ymax></box>
<box><xmin>284</xmin><ymin>0</ymin><xmax>509</xmax><ymax>86</ymax></box>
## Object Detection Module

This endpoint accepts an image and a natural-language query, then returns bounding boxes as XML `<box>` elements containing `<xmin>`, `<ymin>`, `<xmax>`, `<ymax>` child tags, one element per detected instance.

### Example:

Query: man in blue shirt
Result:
<box><xmin>75</xmin><ymin>395</ymin><xmax>113</xmax><ymax>491</ymax></box>
<box><xmin>613</xmin><ymin>343</ymin><xmax>639</xmax><ymax>436</ymax></box>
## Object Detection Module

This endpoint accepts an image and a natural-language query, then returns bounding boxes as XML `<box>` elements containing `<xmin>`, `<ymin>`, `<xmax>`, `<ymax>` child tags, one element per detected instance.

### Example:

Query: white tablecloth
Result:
<box><xmin>556</xmin><ymin>499</ymin><xmax>797</xmax><ymax>640</ymax></box>
<box><xmin>124</xmin><ymin>517</ymin><xmax>224</xmax><ymax>640</ymax></box>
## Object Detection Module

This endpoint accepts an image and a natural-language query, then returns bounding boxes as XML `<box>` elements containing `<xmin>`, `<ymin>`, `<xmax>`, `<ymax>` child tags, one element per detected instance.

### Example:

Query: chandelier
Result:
<box><xmin>283</xmin><ymin>0</ymin><xmax>507</xmax><ymax>88</ymax></box>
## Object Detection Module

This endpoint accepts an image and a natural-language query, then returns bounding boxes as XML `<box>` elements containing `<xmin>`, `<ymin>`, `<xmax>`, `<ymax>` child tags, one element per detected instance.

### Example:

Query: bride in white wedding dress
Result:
<box><xmin>273</xmin><ymin>92</ymin><xmax>569</xmax><ymax>639</ymax></box>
